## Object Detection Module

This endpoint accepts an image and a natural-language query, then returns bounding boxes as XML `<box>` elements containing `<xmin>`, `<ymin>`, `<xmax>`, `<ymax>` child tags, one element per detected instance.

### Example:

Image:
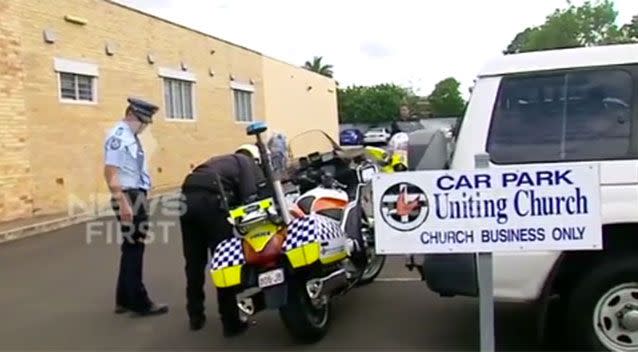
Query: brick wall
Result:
<box><xmin>0</xmin><ymin>0</ymin><xmax>35</xmax><ymax>222</ymax></box>
<box><xmin>0</xmin><ymin>0</ymin><xmax>338</xmax><ymax>223</ymax></box>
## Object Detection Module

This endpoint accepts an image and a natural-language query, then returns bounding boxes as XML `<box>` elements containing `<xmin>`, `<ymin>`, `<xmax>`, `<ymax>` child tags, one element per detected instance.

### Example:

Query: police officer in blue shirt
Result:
<box><xmin>103</xmin><ymin>97</ymin><xmax>168</xmax><ymax>317</ymax></box>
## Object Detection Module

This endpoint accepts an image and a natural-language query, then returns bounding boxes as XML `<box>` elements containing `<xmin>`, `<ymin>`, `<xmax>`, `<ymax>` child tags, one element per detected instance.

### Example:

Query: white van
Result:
<box><xmin>406</xmin><ymin>43</ymin><xmax>638</xmax><ymax>351</ymax></box>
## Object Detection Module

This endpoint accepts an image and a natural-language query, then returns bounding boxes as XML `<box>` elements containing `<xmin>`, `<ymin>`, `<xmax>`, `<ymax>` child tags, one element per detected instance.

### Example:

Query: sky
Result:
<box><xmin>114</xmin><ymin>0</ymin><xmax>636</xmax><ymax>99</ymax></box>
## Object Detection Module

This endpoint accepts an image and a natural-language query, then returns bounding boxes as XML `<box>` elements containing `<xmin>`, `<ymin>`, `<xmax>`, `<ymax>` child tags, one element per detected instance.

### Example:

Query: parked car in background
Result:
<box><xmin>363</xmin><ymin>127</ymin><xmax>391</xmax><ymax>145</ymax></box>
<box><xmin>339</xmin><ymin>128</ymin><xmax>364</xmax><ymax>145</ymax></box>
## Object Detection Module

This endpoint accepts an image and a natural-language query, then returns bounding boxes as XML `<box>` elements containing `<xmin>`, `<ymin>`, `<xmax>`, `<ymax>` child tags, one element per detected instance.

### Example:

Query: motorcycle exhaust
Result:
<box><xmin>238</xmin><ymin>298</ymin><xmax>255</xmax><ymax>316</ymax></box>
<box><xmin>236</xmin><ymin>287</ymin><xmax>260</xmax><ymax>317</ymax></box>
<box><xmin>305</xmin><ymin>268</ymin><xmax>348</xmax><ymax>300</ymax></box>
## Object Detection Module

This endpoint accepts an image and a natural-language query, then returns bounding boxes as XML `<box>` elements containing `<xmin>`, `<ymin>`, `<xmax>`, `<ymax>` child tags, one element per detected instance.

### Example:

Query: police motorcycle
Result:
<box><xmin>208</xmin><ymin>122</ymin><xmax>372</xmax><ymax>343</ymax></box>
<box><xmin>283</xmin><ymin>129</ymin><xmax>402</xmax><ymax>286</ymax></box>
<box><xmin>281</xmin><ymin>131</ymin><xmax>409</xmax><ymax>286</ymax></box>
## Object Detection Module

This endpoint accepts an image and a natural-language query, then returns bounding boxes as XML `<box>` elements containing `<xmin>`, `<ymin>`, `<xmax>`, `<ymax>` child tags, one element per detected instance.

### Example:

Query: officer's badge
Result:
<box><xmin>108</xmin><ymin>137</ymin><xmax>121</xmax><ymax>150</ymax></box>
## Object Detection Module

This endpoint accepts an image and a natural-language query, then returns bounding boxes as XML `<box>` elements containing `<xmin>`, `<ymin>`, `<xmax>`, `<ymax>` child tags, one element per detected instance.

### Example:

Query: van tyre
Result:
<box><xmin>279</xmin><ymin>280</ymin><xmax>331</xmax><ymax>344</ymax></box>
<box><xmin>564</xmin><ymin>255</ymin><xmax>638</xmax><ymax>351</ymax></box>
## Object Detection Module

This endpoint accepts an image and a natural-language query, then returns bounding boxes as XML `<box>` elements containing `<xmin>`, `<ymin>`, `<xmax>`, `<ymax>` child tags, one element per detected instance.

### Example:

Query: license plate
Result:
<box><xmin>258</xmin><ymin>268</ymin><xmax>285</xmax><ymax>288</ymax></box>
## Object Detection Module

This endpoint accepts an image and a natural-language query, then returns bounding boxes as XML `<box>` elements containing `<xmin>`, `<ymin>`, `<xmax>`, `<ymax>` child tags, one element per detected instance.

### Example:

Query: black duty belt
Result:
<box><xmin>123</xmin><ymin>188</ymin><xmax>147</xmax><ymax>195</ymax></box>
<box><xmin>182</xmin><ymin>171</ymin><xmax>236</xmax><ymax>203</ymax></box>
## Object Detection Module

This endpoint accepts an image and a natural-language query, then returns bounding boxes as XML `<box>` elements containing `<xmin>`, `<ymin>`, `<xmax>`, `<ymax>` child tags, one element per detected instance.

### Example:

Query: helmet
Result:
<box><xmin>388</xmin><ymin>132</ymin><xmax>409</xmax><ymax>171</ymax></box>
<box><xmin>388</xmin><ymin>132</ymin><xmax>409</xmax><ymax>152</ymax></box>
<box><xmin>235</xmin><ymin>144</ymin><xmax>261</xmax><ymax>164</ymax></box>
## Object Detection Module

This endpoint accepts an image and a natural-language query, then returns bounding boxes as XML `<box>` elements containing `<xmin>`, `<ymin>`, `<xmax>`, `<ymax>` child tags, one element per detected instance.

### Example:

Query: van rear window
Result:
<box><xmin>486</xmin><ymin>67</ymin><xmax>636</xmax><ymax>164</ymax></box>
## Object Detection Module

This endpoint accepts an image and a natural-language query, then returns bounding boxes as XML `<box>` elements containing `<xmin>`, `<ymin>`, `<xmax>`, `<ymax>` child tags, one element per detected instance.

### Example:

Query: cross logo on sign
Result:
<box><xmin>380</xmin><ymin>182</ymin><xmax>429</xmax><ymax>232</ymax></box>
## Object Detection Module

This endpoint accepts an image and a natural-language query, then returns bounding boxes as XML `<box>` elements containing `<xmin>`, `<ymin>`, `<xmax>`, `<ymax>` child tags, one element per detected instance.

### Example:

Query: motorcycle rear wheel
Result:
<box><xmin>279</xmin><ymin>279</ymin><xmax>331</xmax><ymax>344</ymax></box>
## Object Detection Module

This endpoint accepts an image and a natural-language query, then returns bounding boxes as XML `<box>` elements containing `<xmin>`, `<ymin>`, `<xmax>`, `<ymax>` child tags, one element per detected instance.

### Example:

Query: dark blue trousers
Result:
<box><xmin>179</xmin><ymin>188</ymin><xmax>241</xmax><ymax>328</ymax></box>
<box><xmin>112</xmin><ymin>189</ymin><xmax>153</xmax><ymax>312</ymax></box>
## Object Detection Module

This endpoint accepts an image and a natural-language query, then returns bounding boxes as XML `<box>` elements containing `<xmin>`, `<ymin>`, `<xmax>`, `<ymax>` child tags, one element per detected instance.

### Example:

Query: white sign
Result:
<box><xmin>372</xmin><ymin>164</ymin><xmax>602</xmax><ymax>254</ymax></box>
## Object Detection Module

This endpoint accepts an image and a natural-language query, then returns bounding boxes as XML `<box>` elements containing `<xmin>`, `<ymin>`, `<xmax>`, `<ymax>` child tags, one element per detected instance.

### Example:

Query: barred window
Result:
<box><xmin>59</xmin><ymin>72</ymin><xmax>96</xmax><ymax>102</ymax></box>
<box><xmin>163</xmin><ymin>78</ymin><xmax>194</xmax><ymax>120</ymax></box>
<box><xmin>233</xmin><ymin>89</ymin><xmax>253</xmax><ymax>122</ymax></box>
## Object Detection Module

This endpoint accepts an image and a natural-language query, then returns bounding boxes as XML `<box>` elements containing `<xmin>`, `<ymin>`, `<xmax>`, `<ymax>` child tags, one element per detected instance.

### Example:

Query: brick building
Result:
<box><xmin>0</xmin><ymin>0</ymin><xmax>339</xmax><ymax>223</ymax></box>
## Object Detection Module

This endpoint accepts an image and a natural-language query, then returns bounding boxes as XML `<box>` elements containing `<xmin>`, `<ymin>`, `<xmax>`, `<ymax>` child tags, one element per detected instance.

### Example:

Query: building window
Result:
<box><xmin>158</xmin><ymin>67</ymin><xmax>197</xmax><ymax>121</ymax></box>
<box><xmin>231</xmin><ymin>81</ymin><xmax>255</xmax><ymax>122</ymax></box>
<box><xmin>233</xmin><ymin>89</ymin><xmax>253</xmax><ymax>122</ymax></box>
<box><xmin>163</xmin><ymin>78</ymin><xmax>194</xmax><ymax>120</ymax></box>
<box><xmin>54</xmin><ymin>58</ymin><xmax>99</xmax><ymax>104</ymax></box>
<box><xmin>59</xmin><ymin>72</ymin><xmax>96</xmax><ymax>102</ymax></box>
<box><xmin>486</xmin><ymin>67</ymin><xmax>636</xmax><ymax>164</ymax></box>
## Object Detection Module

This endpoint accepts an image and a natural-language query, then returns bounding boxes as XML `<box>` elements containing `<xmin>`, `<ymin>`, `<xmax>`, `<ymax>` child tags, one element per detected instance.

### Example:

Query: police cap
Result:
<box><xmin>127</xmin><ymin>97</ymin><xmax>159</xmax><ymax>123</ymax></box>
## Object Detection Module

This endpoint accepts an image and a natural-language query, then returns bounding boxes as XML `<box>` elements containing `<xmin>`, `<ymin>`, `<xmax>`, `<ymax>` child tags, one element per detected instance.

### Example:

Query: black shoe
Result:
<box><xmin>189</xmin><ymin>315</ymin><xmax>206</xmax><ymax>331</ymax></box>
<box><xmin>133</xmin><ymin>302</ymin><xmax>169</xmax><ymax>317</ymax></box>
<box><xmin>114</xmin><ymin>305</ymin><xmax>130</xmax><ymax>314</ymax></box>
<box><xmin>222</xmin><ymin>321</ymin><xmax>249</xmax><ymax>338</ymax></box>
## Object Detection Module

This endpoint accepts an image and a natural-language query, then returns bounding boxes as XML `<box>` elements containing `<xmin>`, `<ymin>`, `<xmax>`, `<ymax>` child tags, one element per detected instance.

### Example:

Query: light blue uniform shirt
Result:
<box><xmin>104</xmin><ymin>121</ymin><xmax>151</xmax><ymax>191</ymax></box>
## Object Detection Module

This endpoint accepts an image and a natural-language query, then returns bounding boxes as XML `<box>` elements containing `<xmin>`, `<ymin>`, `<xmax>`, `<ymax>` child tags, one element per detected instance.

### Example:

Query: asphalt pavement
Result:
<box><xmin>0</xmin><ymin>199</ymin><xmax>549</xmax><ymax>351</ymax></box>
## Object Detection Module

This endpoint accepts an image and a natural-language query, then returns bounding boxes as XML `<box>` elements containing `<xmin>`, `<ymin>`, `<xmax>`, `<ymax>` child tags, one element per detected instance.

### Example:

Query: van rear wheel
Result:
<box><xmin>564</xmin><ymin>255</ymin><xmax>638</xmax><ymax>351</ymax></box>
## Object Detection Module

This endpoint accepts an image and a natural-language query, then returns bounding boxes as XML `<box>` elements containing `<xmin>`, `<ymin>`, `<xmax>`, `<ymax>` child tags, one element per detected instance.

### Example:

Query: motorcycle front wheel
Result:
<box><xmin>358</xmin><ymin>250</ymin><xmax>386</xmax><ymax>286</ymax></box>
<box><xmin>279</xmin><ymin>278</ymin><xmax>331</xmax><ymax>344</ymax></box>
<box><xmin>356</xmin><ymin>219</ymin><xmax>386</xmax><ymax>286</ymax></box>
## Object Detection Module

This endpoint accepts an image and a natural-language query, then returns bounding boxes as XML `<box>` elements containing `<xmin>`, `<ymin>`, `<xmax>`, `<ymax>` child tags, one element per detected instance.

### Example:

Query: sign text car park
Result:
<box><xmin>373</xmin><ymin>164</ymin><xmax>602</xmax><ymax>254</ymax></box>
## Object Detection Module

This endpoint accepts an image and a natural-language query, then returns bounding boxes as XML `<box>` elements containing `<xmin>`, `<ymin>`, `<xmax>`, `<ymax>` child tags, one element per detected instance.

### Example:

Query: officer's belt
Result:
<box><xmin>182</xmin><ymin>172</ymin><xmax>229</xmax><ymax>193</ymax></box>
<box><xmin>182</xmin><ymin>171</ymin><xmax>233</xmax><ymax>194</ymax></box>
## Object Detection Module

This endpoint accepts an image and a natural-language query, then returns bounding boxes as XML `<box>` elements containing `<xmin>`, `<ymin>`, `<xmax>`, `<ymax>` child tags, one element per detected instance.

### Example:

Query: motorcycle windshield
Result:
<box><xmin>288</xmin><ymin>129</ymin><xmax>340</xmax><ymax>162</ymax></box>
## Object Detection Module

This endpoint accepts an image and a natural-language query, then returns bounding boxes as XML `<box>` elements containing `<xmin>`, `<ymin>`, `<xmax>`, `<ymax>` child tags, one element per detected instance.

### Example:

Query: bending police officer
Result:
<box><xmin>179</xmin><ymin>144</ymin><xmax>268</xmax><ymax>336</ymax></box>
<box><xmin>103</xmin><ymin>97</ymin><xmax>168</xmax><ymax>316</ymax></box>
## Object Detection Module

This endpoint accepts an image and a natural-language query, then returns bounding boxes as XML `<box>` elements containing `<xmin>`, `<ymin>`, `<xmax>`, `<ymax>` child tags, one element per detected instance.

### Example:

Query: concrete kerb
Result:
<box><xmin>0</xmin><ymin>190</ymin><xmax>180</xmax><ymax>245</ymax></box>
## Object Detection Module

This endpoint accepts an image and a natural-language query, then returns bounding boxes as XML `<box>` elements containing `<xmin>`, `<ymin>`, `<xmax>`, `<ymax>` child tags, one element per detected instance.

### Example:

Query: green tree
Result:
<box><xmin>403</xmin><ymin>95</ymin><xmax>432</xmax><ymax>119</ymax></box>
<box><xmin>504</xmin><ymin>27</ymin><xmax>540</xmax><ymax>55</ymax></box>
<box><xmin>426</xmin><ymin>78</ymin><xmax>466</xmax><ymax>117</ymax></box>
<box><xmin>504</xmin><ymin>0</ymin><xmax>636</xmax><ymax>54</ymax></box>
<box><xmin>337</xmin><ymin>84</ymin><xmax>414</xmax><ymax>124</ymax></box>
<box><xmin>303</xmin><ymin>56</ymin><xmax>334</xmax><ymax>78</ymax></box>
<box><xmin>621</xmin><ymin>15</ymin><xmax>638</xmax><ymax>40</ymax></box>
